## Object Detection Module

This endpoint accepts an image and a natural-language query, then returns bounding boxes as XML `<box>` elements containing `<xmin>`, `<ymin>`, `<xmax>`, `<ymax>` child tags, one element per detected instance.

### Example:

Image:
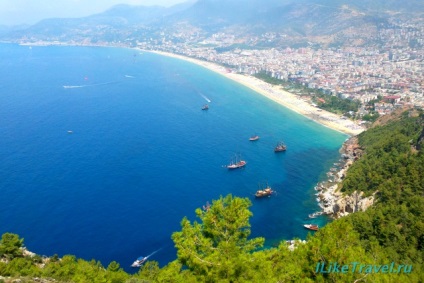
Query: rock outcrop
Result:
<box><xmin>317</xmin><ymin>136</ymin><xmax>375</xmax><ymax>219</ymax></box>
<box><xmin>331</xmin><ymin>191</ymin><xmax>376</xmax><ymax>218</ymax></box>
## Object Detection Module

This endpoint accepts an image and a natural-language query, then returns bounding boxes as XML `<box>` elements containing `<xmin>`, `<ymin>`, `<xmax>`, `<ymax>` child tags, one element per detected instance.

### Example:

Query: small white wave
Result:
<box><xmin>63</xmin><ymin>81</ymin><xmax>117</xmax><ymax>89</ymax></box>
<box><xmin>200</xmin><ymin>93</ymin><xmax>211</xmax><ymax>103</ymax></box>
<box><xmin>125</xmin><ymin>75</ymin><xmax>135</xmax><ymax>78</ymax></box>
<box><xmin>63</xmin><ymin>85</ymin><xmax>84</xmax><ymax>89</ymax></box>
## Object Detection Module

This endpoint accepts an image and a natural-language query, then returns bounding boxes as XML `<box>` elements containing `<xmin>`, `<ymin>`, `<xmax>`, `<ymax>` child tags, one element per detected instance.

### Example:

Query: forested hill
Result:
<box><xmin>1</xmin><ymin>110</ymin><xmax>423</xmax><ymax>282</ymax></box>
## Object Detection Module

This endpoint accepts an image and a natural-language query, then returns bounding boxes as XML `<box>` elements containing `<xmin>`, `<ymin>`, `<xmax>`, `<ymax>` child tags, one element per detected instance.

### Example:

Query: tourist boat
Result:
<box><xmin>226</xmin><ymin>154</ymin><xmax>246</xmax><ymax>169</ymax></box>
<box><xmin>274</xmin><ymin>141</ymin><xmax>287</xmax><ymax>152</ymax></box>
<box><xmin>131</xmin><ymin>256</ymin><xmax>148</xmax><ymax>268</ymax></box>
<box><xmin>249</xmin><ymin>135</ymin><xmax>260</xmax><ymax>141</ymax></box>
<box><xmin>201</xmin><ymin>104</ymin><xmax>209</xmax><ymax>110</ymax></box>
<box><xmin>303</xmin><ymin>224</ymin><xmax>319</xmax><ymax>231</ymax></box>
<box><xmin>255</xmin><ymin>184</ymin><xmax>273</xmax><ymax>198</ymax></box>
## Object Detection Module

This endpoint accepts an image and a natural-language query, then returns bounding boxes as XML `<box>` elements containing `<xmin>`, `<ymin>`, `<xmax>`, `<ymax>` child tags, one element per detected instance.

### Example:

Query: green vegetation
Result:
<box><xmin>1</xmin><ymin>112</ymin><xmax>424</xmax><ymax>282</ymax></box>
<box><xmin>254</xmin><ymin>71</ymin><xmax>360</xmax><ymax>115</ymax></box>
<box><xmin>361</xmin><ymin>111</ymin><xmax>380</xmax><ymax>122</ymax></box>
<box><xmin>0</xmin><ymin>233</ymin><xmax>24</xmax><ymax>259</ymax></box>
<box><xmin>342</xmin><ymin>112</ymin><xmax>424</xmax><ymax>196</ymax></box>
<box><xmin>361</xmin><ymin>96</ymin><xmax>382</xmax><ymax>122</ymax></box>
<box><xmin>316</xmin><ymin>95</ymin><xmax>360</xmax><ymax>115</ymax></box>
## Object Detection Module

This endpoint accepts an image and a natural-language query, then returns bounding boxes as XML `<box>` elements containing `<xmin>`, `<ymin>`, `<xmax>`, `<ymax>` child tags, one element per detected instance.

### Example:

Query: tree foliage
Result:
<box><xmin>172</xmin><ymin>195</ymin><xmax>264</xmax><ymax>282</ymax></box>
<box><xmin>0</xmin><ymin>233</ymin><xmax>24</xmax><ymax>259</ymax></box>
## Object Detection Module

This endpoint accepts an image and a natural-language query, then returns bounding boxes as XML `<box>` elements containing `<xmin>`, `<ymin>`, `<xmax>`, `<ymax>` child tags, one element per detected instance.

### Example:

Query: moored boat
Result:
<box><xmin>201</xmin><ymin>104</ymin><xmax>209</xmax><ymax>110</ymax></box>
<box><xmin>249</xmin><ymin>135</ymin><xmax>259</xmax><ymax>141</ymax></box>
<box><xmin>274</xmin><ymin>141</ymin><xmax>287</xmax><ymax>152</ymax></box>
<box><xmin>226</xmin><ymin>154</ymin><xmax>246</xmax><ymax>169</ymax></box>
<box><xmin>303</xmin><ymin>224</ymin><xmax>319</xmax><ymax>231</ymax></box>
<box><xmin>131</xmin><ymin>256</ymin><xmax>148</xmax><ymax>268</ymax></box>
<box><xmin>255</xmin><ymin>185</ymin><xmax>273</xmax><ymax>198</ymax></box>
<box><xmin>227</xmin><ymin>160</ymin><xmax>246</xmax><ymax>169</ymax></box>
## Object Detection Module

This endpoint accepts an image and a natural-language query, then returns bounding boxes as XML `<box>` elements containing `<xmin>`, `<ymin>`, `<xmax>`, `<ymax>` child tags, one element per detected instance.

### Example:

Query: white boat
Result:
<box><xmin>131</xmin><ymin>256</ymin><xmax>148</xmax><ymax>268</ymax></box>
<box><xmin>304</xmin><ymin>224</ymin><xmax>319</xmax><ymax>231</ymax></box>
<box><xmin>249</xmin><ymin>135</ymin><xmax>259</xmax><ymax>141</ymax></box>
<box><xmin>226</xmin><ymin>154</ymin><xmax>246</xmax><ymax>169</ymax></box>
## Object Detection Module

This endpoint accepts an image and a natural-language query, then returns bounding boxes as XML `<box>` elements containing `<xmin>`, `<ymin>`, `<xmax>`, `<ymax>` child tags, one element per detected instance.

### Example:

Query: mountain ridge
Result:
<box><xmin>1</xmin><ymin>0</ymin><xmax>423</xmax><ymax>48</ymax></box>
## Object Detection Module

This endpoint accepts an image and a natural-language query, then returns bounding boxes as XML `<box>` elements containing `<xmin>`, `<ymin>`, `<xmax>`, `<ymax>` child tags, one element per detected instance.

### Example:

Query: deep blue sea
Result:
<box><xmin>0</xmin><ymin>43</ymin><xmax>347</xmax><ymax>271</ymax></box>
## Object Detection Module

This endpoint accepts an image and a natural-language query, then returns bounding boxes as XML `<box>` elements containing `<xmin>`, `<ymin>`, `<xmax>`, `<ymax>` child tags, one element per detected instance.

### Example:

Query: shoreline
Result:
<box><xmin>145</xmin><ymin>50</ymin><xmax>365</xmax><ymax>136</ymax></box>
<box><xmin>15</xmin><ymin>41</ymin><xmax>364</xmax><ymax>136</ymax></box>
<box><xmin>314</xmin><ymin>136</ymin><xmax>374</xmax><ymax>219</ymax></box>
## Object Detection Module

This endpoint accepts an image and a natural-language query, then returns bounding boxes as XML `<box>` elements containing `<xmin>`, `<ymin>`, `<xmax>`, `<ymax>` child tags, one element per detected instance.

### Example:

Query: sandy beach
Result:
<box><xmin>147</xmin><ymin>50</ymin><xmax>365</xmax><ymax>136</ymax></box>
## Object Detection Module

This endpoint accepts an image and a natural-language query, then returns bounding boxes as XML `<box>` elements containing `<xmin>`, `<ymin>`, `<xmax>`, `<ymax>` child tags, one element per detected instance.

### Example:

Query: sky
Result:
<box><xmin>0</xmin><ymin>0</ymin><xmax>188</xmax><ymax>26</ymax></box>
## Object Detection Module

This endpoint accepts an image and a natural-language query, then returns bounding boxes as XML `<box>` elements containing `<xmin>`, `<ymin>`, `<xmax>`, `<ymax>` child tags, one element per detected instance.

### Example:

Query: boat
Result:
<box><xmin>201</xmin><ymin>104</ymin><xmax>209</xmax><ymax>110</ymax></box>
<box><xmin>274</xmin><ymin>141</ymin><xmax>287</xmax><ymax>152</ymax></box>
<box><xmin>249</xmin><ymin>135</ymin><xmax>260</xmax><ymax>141</ymax></box>
<box><xmin>255</xmin><ymin>185</ymin><xmax>273</xmax><ymax>198</ymax></box>
<box><xmin>226</xmin><ymin>154</ymin><xmax>246</xmax><ymax>169</ymax></box>
<box><xmin>303</xmin><ymin>224</ymin><xmax>319</xmax><ymax>231</ymax></box>
<box><xmin>131</xmin><ymin>256</ymin><xmax>148</xmax><ymax>268</ymax></box>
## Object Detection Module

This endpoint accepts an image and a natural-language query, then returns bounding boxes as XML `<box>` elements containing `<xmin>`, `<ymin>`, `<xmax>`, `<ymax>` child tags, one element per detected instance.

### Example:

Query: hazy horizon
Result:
<box><xmin>0</xmin><ymin>0</ymin><xmax>189</xmax><ymax>26</ymax></box>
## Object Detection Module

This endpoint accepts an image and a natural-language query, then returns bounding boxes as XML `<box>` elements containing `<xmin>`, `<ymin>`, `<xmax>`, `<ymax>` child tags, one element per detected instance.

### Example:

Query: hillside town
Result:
<box><xmin>13</xmin><ymin>16</ymin><xmax>424</xmax><ymax>120</ymax></box>
<box><xmin>137</xmin><ymin>18</ymin><xmax>424</xmax><ymax>117</ymax></box>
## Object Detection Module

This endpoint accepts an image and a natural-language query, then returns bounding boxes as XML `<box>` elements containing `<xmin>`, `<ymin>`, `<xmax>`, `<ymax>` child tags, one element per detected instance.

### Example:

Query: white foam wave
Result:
<box><xmin>63</xmin><ymin>81</ymin><xmax>118</xmax><ymax>89</ymax></box>
<box><xmin>63</xmin><ymin>85</ymin><xmax>84</xmax><ymax>89</ymax></box>
<box><xmin>200</xmin><ymin>93</ymin><xmax>211</xmax><ymax>103</ymax></box>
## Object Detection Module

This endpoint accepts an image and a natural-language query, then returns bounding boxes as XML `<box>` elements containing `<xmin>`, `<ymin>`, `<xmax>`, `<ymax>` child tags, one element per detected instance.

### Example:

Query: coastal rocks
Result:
<box><xmin>341</xmin><ymin>136</ymin><xmax>363</xmax><ymax>161</ymax></box>
<box><xmin>331</xmin><ymin>191</ymin><xmax>375</xmax><ymax>218</ymax></box>
<box><xmin>316</xmin><ymin>136</ymin><xmax>374</xmax><ymax>219</ymax></box>
<box><xmin>22</xmin><ymin>247</ymin><xmax>36</xmax><ymax>257</ymax></box>
<box><xmin>286</xmin><ymin>239</ymin><xmax>307</xmax><ymax>251</ymax></box>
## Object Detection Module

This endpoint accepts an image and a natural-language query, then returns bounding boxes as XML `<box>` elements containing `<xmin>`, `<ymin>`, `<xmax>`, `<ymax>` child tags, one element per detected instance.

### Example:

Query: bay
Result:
<box><xmin>0</xmin><ymin>44</ymin><xmax>346</xmax><ymax>270</ymax></box>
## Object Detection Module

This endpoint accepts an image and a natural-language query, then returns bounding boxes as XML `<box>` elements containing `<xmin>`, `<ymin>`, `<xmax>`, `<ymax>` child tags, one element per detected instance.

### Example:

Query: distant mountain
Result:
<box><xmin>3</xmin><ymin>2</ymin><xmax>194</xmax><ymax>43</ymax></box>
<box><xmin>170</xmin><ymin>0</ymin><xmax>423</xmax><ymax>33</ymax></box>
<box><xmin>1</xmin><ymin>0</ymin><xmax>423</xmax><ymax>47</ymax></box>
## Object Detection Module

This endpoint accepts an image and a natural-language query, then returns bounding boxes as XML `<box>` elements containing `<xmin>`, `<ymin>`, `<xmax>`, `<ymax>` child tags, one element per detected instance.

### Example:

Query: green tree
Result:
<box><xmin>171</xmin><ymin>195</ymin><xmax>264</xmax><ymax>282</ymax></box>
<box><xmin>0</xmin><ymin>233</ymin><xmax>24</xmax><ymax>258</ymax></box>
<box><xmin>107</xmin><ymin>261</ymin><xmax>121</xmax><ymax>272</ymax></box>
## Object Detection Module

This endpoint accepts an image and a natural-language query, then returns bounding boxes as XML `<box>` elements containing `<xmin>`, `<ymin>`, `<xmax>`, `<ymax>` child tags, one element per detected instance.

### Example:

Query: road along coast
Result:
<box><xmin>145</xmin><ymin>50</ymin><xmax>365</xmax><ymax>136</ymax></box>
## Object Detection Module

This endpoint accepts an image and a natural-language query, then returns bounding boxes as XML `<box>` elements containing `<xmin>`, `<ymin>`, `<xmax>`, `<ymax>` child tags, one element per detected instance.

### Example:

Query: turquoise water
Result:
<box><xmin>0</xmin><ymin>44</ymin><xmax>347</xmax><ymax>270</ymax></box>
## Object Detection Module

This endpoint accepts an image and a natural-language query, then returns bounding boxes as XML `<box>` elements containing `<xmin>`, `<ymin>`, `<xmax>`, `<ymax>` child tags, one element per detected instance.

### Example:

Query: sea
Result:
<box><xmin>0</xmin><ymin>43</ymin><xmax>347</xmax><ymax>271</ymax></box>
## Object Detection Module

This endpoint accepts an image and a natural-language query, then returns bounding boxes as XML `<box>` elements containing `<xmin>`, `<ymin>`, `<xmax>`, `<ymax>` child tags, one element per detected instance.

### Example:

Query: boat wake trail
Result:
<box><xmin>131</xmin><ymin>247</ymin><xmax>164</xmax><ymax>267</ymax></box>
<box><xmin>199</xmin><ymin>92</ymin><xmax>211</xmax><ymax>103</ymax></box>
<box><xmin>63</xmin><ymin>85</ymin><xmax>84</xmax><ymax>89</ymax></box>
<box><xmin>63</xmin><ymin>81</ymin><xmax>119</xmax><ymax>89</ymax></box>
<box><xmin>146</xmin><ymin>247</ymin><xmax>163</xmax><ymax>259</ymax></box>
